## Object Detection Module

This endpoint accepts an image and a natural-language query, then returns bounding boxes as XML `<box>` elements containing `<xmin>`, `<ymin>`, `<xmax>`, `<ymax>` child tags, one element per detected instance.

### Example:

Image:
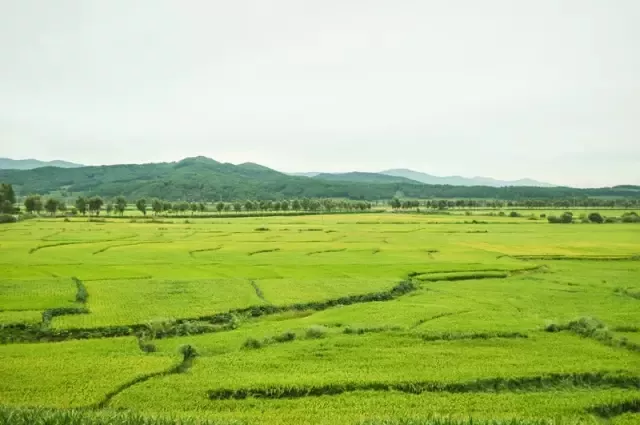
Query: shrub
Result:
<box><xmin>548</xmin><ymin>213</ymin><xmax>573</xmax><ymax>224</ymax></box>
<box><xmin>178</xmin><ymin>344</ymin><xmax>199</xmax><ymax>360</ymax></box>
<box><xmin>561</xmin><ymin>212</ymin><xmax>573</xmax><ymax>223</ymax></box>
<box><xmin>621</xmin><ymin>212</ymin><xmax>640</xmax><ymax>223</ymax></box>
<box><xmin>540</xmin><ymin>213</ymin><xmax>546</xmax><ymax>218</ymax></box>
<box><xmin>273</xmin><ymin>330</ymin><xmax>296</xmax><ymax>343</ymax></box>
<box><xmin>498</xmin><ymin>211</ymin><xmax>505</xmax><ymax>216</ymax></box>
<box><xmin>73</xmin><ymin>277</ymin><xmax>88</xmax><ymax>303</ymax></box>
<box><xmin>509</xmin><ymin>211</ymin><xmax>520</xmax><ymax>217</ymax></box>
<box><xmin>0</xmin><ymin>214</ymin><xmax>17</xmax><ymax>224</ymax></box>
<box><xmin>588</xmin><ymin>212</ymin><xmax>603</xmax><ymax>223</ymax></box>
<box><xmin>306</xmin><ymin>325</ymin><xmax>328</xmax><ymax>339</ymax></box>
<box><xmin>254</xmin><ymin>227</ymin><xmax>270</xmax><ymax>231</ymax></box>
<box><xmin>139</xmin><ymin>341</ymin><xmax>157</xmax><ymax>353</ymax></box>
<box><xmin>242</xmin><ymin>337</ymin><xmax>263</xmax><ymax>349</ymax></box>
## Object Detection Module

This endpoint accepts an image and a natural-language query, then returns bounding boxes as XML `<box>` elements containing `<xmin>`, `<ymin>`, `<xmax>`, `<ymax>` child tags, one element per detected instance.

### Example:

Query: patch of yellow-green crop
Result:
<box><xmin>1</xmin><ymin>213</ymin><xmax>639</xmax><ymax>424</ymax></box>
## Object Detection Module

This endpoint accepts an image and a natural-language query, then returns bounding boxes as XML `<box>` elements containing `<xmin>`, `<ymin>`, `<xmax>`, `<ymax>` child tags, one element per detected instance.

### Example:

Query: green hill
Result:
<box><xmin>0</xmin><ymin>158</ymin><xmax>84</xmax><ymax>170</ymax></box>
<box><xmin>1</xmin><ymin>156</ymin><xmax>638</xmax><ymax>201</ymax></box>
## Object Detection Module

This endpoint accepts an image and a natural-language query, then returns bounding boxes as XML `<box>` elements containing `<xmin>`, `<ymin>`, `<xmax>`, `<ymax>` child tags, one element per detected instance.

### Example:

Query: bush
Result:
<box><xmin>498</xmin><ymin>211</ymin><xmax>505</xmax><ymax>216</ymax></box>
<box><xmin>139</xmin><ymin>342</ymin><xmax>157</xmax><ymax>353</ymax></box>
<box><xmin>540</xmin><ymin>213</ymin><xmax>546</xmax><ymax>218</ymax></box>
<box><xmin>621</xmin><ymin>212</ymin><xmax>640</xmax><ymax>223</ymax></box>
<box><xmin>561</xmin><ymin>212</ymin><xmax>573</xmax><ymax>223</ymax></box>
<box><xmin>509</xmin><ymin>211</ymin><xmax>521</xmax><ymax>217</ymax></box>
<box><xmin>306</xmin><ymin>325</ymin><xmax>328</xmax><ymax>339</ymax></box>
<box><xmin>547</xmin><ymin>215</ymin><xmax>562</xmax><ymax>223</ymax></box>
<box><xmin>273</xmin><ymin>330</ymin><xmax>296</xmax><ymax>343</ymax></box>
<box><xmin>178</xmin><ymin>344</ymin><xmax>199</xmax><ymax>360</ymax></box>
<box><xmin>0</xmin><ymin>214</ymin><xmax>17</xmax><ymax>224</ymax></box>
<box><xmin>242</xmin><ymin>337</ymin><xmax>263</xmax><ymax>349</ymax></box>
<box><xmin>588</xmin><ymin>212</ymin><xmax>604</xmax><ymax>223</ymax></box>
<box><xmin>548</xmin><ymin>212</ymin><xmax>573</xmax><ymax>223</ymax></box>
<box><xmin>254</xmin><ymin>227</ymin><xmax>270</xmax><ymax>231</ymax></box>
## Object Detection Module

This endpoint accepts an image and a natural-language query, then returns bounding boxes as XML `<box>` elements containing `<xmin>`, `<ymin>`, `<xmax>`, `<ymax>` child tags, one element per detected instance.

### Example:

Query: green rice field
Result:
<box><xmin>1</xmin><ymin>213</ymin><xmax>639</xmax><ymax>424</ymax></box>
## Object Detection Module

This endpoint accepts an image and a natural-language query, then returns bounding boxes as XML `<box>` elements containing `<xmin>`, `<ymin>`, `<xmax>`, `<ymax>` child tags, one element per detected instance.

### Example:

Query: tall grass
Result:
<box><xmin>0</xmin><ymin>407</ymin><xmax>240</xmax><ymax>425</ymax></box>
<box><xmin>208</xmin><ymin>371</ymin><xmax>640</xmax><ymax>400</ymax></box>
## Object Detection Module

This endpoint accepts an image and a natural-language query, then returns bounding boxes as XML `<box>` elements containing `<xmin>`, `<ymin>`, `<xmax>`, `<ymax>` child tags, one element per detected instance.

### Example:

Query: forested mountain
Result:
<box><xmin>0</xmin><ymin>156</ymin><xmax>638</xmax><ymax>201</ymax></box>
<box><xmin>380</xmin><ymin>168</ymin><xmax>554</xmax><ymax>187</ymax></box>
<box><xmin>312</xmin><ymin>172</ymin><xmax>419</xmax><ymax>184</ymax></box>
<box><xmin>0</xmin><ymin>158</ymin><xmax>84</xmax><ymax>170</ymax></box>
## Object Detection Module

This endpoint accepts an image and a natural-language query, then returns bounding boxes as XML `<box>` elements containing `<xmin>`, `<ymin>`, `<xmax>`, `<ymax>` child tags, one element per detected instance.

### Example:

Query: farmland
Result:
<box><xmin>1</xmin><ymin>212</ymin><xmax>639</xmax><ymax>425</ymax></box>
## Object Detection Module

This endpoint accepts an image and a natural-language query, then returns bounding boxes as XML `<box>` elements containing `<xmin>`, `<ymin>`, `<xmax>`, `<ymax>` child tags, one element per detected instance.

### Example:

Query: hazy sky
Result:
<box><xmin>1</xmin><ymin>1</ymin><xmax>639</xmax><ymax>187</ymax></box>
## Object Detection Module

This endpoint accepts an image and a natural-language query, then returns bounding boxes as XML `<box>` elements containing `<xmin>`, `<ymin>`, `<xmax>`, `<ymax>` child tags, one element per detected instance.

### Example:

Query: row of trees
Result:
<box><xmin>22</xmin><ymin>195</ymin><xmax>111</xmax><ymax>216</ymax></box>
<box><xmin>18</xmin><ymin>195</ymin><xmax>374</xmax><ymax>217</ymax></box>
<box><xmin>548</xmin><ymin>211</ymin><xmax>640</xmax><ymax>224</ymax></box>
<box><xmin>389</xmin><ymin>197</ymin><xmax>640</xmax><ymax>210</ymax></box>
<box><xmin>134</xmin><ymin>198</ymin><xmax>373</xmax><ymax>215</ymax></box>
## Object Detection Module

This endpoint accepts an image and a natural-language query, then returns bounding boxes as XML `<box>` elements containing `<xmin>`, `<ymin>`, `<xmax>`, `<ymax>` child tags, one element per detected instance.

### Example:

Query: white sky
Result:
<box><xmin>1</xmin><ymin>0</ymin><xmax>639</xmax><ymax>187</ymax></box>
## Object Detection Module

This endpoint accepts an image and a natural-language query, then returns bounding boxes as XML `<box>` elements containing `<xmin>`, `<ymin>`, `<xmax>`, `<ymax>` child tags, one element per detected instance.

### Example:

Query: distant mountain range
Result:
<box><xmin>0</xmin><ymin>157</ymin><xmax>554</xmax><ymax>187</ymax></box>
<box><xmin>1</xmin><ymin>156</ymin><xmax>635</xmax><ymax>201</ymax></box>
<box><xmin>291</xmin><ymin>169</ymin><xmax>553</xmax><ymax>187</ymax></box>
<box><xmin>311</xmin><ymin>172</ymin><xmax>418</xmax><ymax>184</ymax></box>
<box><xmin>0</xmin><ymin>158</ymin><xmax>85</xmax><ymax>170</ymax></box>
<box><xmin>379</xmin><ymin>169</ymin><xmax>555</xmax><ymax>188</ymax></box>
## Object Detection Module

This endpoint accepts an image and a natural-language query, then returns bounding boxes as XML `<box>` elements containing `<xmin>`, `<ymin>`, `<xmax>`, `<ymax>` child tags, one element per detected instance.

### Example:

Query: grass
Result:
<box><xmin>1</xmin><ymin>213</ymin><xmax>640</xmax><ymax>423</ymax></box>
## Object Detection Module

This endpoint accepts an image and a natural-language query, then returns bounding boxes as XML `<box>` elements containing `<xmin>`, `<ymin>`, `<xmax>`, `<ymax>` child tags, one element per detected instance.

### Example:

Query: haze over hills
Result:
<box><xmin>380</xmin><ymin>169</ymin><xmax>555</xmax><ymax>188</ymax></box>
<box><xmin>0</xmin><ymin>156</ymin><xmax>637</xmax><ymax>201</ymax></box>
<box><xmin>290</xmin><ymin>170</ymin><xmax>553</xmax><ymax>187</ymax></box>
<box><xmin>0</xmin><ymin>158</ymin><xmax>85</xmax><ymax>170</ymax></box>
<box><xmin>311</xmin><ymin>172</ymin><xmax>420</xmax><ymax>184</ymax></box>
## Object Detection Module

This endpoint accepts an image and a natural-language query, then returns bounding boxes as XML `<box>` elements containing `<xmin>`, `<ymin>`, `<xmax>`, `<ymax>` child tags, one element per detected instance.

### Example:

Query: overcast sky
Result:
<box><xmin>1</xmin><ymin>1</ymin><xmax>639</xmax><ymax>187</ymax></box>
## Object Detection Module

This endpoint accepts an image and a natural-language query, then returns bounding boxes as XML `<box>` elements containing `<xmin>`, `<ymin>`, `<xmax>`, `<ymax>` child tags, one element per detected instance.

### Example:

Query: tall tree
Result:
<box><xmin>216</xmin><ymin>202</ymin><xmax>224</xmax><ymax>214</ymax></box>
<box><xmin>151</xmin><ymin>199</ymin><xmax>163</xmax><ymax>215</ymax></box>
<box><xmin>163</xmin><ymin>201</ymin><xmax>172</xmax><ymax>215</ymax></box>
<box><xmin>44</xmin><ymin>198</ymin><xmax>60</xmax><ymax>216</ymax></box>
<box><xmin>190</xmin><ymin>203</ymin><xmax>198</xmax><ymax>215</ymax></box>
<box><xmin>0</xmin><ymin>183</ymin><xmax>16</xmax><ymax>205</ymax></box>
<box><xmin>24</xmin><ymin>195</ymin><xmax>43</xmax><ymax>214</ymax></box>
<box><xmin>88</xmin><ymin>197</ymin><xmax>104</xmax><ymax>216</ymax></box>
<box><xmin>233</xmin><ymin>202</ymin><xmax>242</xmax><ymax>213</ymax></box>
<box><xmin>75</xmin><ymin>196</ymin><xmax>89</xmax><ymax>216</ymax></box>
<box><xmin>106</xmin><ymin>202</ymin><xmax>114</xmax><ymax>215</ymax></box>
<box><xmin>115</xmin><ymin>196</ymin><xmax>127</xmax><ymax>216</ymax></box>
<box><xmin>135</xmin><ymin>199</ymin><xmax>147</xmax><ymax>216</ymax></box>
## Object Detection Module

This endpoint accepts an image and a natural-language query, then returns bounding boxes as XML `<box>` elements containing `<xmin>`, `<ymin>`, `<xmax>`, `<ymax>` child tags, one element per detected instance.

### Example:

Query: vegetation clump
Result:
<box><xmin>306</xmin><ymin>325</ymin><xmax>328</xmax><ymax>339</ymax></box>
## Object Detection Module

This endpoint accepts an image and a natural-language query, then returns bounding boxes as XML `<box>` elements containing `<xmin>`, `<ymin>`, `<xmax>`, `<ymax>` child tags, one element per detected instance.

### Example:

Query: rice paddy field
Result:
<box><xmin>1</xmin><ymin>213</ymin><xmax>639</xmax><ymax>425</ymax></box>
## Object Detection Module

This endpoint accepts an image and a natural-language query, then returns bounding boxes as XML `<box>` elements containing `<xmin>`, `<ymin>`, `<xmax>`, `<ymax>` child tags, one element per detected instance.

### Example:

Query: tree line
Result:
<box><xmin>18</xmin><ymin>194</ymin><xmax>374</xmax><ymax>216</ymax></box>
<box><xmin>2</xmin><ymin>181</ymin><xmax>639</xmax><ymax>219</ymax></box>
<box><xmin>389</xmin><ymin>197</ymin><xmax>640</xmax><ymax>210</ymax></box>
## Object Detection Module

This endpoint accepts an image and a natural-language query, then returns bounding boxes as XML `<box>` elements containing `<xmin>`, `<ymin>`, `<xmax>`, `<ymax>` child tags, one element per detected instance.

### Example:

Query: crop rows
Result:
<box><xmin>207</xmin><ymin>371</ymin><xmax>640</xmax><ymax>400</ymax></box>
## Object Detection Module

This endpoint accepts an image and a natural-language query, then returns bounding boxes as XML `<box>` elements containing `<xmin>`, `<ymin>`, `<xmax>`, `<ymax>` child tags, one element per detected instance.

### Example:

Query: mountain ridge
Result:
<box><xmin>0</xmin><ymin>156</ymin><xmax>637</xmax><ymax>201</ymax></box>
<box><xmin>0</xmin><ymin>158</ymin><xmax>85</xmax><ymax>170</ymax></box>
<box><xmin>380</xmin><ymin>168</ymin><xmax>555</xmax><ymax>187</ymax></box>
